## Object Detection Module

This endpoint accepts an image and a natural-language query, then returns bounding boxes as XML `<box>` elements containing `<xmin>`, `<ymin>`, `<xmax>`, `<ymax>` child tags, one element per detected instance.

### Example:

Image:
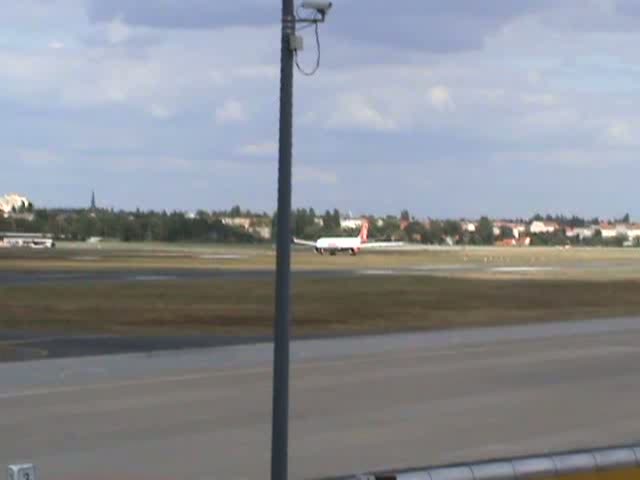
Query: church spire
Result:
<box><xmin>91</xmin><ymin>190</ymin><xmax>96</xmax><ymax>210</ymax></box>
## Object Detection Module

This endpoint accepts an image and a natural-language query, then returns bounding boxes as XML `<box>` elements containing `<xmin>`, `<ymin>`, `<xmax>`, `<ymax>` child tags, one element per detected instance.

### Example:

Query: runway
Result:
<box><xmin>0</xmin><ymin>268</ymin><xmax>357</xmax><ymax>286</ymax></box>
<box><xmin>2</xmin><ymin>317</ymin><xmax>640</xmax><ymax>480</ymax></box>
<box><xmin>1</xmin><ymin>261</ymin><xmax>638</xmax><ymax>286</ymax></box>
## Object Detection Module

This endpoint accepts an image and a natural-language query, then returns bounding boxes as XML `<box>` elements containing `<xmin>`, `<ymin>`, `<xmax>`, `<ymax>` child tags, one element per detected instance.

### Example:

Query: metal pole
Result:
<box><xmin>271</xmin><ymin>0</ymin><xmax>295</xmax><ymax>479</ymax></box>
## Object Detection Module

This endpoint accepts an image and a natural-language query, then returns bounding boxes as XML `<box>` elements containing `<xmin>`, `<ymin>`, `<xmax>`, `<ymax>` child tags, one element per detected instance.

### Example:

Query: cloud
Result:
<box><xmin>327</xmin><ymin>93</ymin><xmax>397</xmax><ymax>132</ymax></box>
<box><xmin>85</xmin><ymin>0</ymin><xmax>552</xmax><ymax>52</ymax></box>
<box><xmin>215</xmin><ymin>99</ymin><xmax>248</xmax><ymax>125</ymax></box>
<box><xmin>605</xmin><ymin>121</ymin><xmax>635</xmax><ymax>146</ymax></box>
<box><xmin>294</xmin><ymin>166</ymin><xmax>338</xmax><ymax>185</ymax></box>
<box><xmin>48</xmin><ymin>41</ymin><xmax>65</xmax><ymax>50</ymax></box>
<box><xmin>522</xmin><ymin>93</ymin><xmax>556</xmax><ymax>106</ymax></box>
<box><xmin>86</xmin><ymin>0</ymin><xmax>276</xmax><ymax>29</ymax></box>
<box><xmin>149</xmin><ymin>104</ymin><xmax>172</xmax><ymax>119</ymax></box>
<box><xmin>237</xmin><ymin>141</ymin><xmax>277</xmax><ymax>157</ymax></box>
<box><xmin>428</xmin><ymin>86</ymin><xmax>454</xmax><ymax>111</ymax></box>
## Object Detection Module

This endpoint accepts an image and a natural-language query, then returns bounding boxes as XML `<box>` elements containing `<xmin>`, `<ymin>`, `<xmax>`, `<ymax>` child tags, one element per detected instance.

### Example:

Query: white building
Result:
<box><xmin>599</xmin><ymin>224</ymin><xmax>619</xmax><ymax>239</ymax></box>
<box><xmin>220</xmin><ymin>217</ymin><xmax>253</xmax><ymax>229</ymax></box>
<box><xmin>529</xmin><ymin>221</ymin><xmax>559</xmax><ymax>234</ymax></box>
<box><xmin>0</xmin><ymin>193</ymin><xmax>31</xmax><ymax>216</ymax></box>
<box><xmin>462</xmin><ymin>222</ymin><xmax>476</xmax><ymax>233</ymax></box>
<box><xmin>340</xmin><ymin>218</ymin><xmax>364</xmax><ymax>230</ymax></box>
<box><xmin>627</xmin><ymin>225</ymin><xmax>640</xmax><ymax>239</ymax></box>
<box><xmin>565</xmin><ymin>226</ymin><xmax>595</xmax><ymax>239</ymax></box>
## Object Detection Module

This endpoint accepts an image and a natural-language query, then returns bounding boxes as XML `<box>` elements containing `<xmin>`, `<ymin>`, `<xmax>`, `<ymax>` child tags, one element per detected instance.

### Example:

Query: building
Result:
<box><xmin>340</xmin><ymin>218</ymin><xmax>364</xmax><ymax>230</ymax></box>
<box><xmin>599</xmin><ymin>224</ymin><xmax>619</xmax><ymax>239</ymax></box>
<box><xmin>565</xmin><ymin>226</ymin><xmax>595</xmax><ymax>239</ymax></box>
<box><xmin>529</xmin><ymin>221</ymin><xmax>559</xmax><ymax>234</ymax></box>
<box><xmin>220</xmin><ymin>217</ymin><xmax>253</xmax><ymax>230</ymax></box>
<box><xmin>461</xmin><ymin>221</ymin><xmax>476</xmax><ymax>233</ymax></box>
<box><xmin>0</xmin><ymin>232</ymin><xmax>55</xmax><ymax>248</ymax></box>
<box><xmin>0</xmin><ymin>193</ymin><xmax>31</xmax><ymax>217</ymax></box>
<box><xmin>626</xmin><ymin>224</ymin><xmax>640</xmax><ymax>239</ymax></box>
<box><xmin>494</xmin><ymin>221</ymin><xmax>527</xmax><ymax>239</ymax></box>
<box><xmin>219</xmin><ymin>217</ymin><xmax>272</xmax><ymax>239</ymax></box>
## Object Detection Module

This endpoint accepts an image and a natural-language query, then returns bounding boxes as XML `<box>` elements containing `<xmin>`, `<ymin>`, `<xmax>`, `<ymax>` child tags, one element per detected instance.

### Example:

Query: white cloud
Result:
<box><xmin>294</xmin><ymin>166</ymin><xmax>338</xmax><ymax>185</ymax></box>
<box><xmin>48</xmin><ymin>41</ymin><xmax>65</xmax><ymax>50</ymax></box>
<box><xmin>215</xmin><ymin>99</ymin><xmax>248</xmax><ymax>125</ymax></box>
<box><xmin>605</xmin><ymin>121</ymin><xmax>634</xmax><ymax>145</ymax></box>
<box><xmin>149</xmin><ymin>104</ymin><xmax>172</xmax><ymax>119</ymax></box>
<box><xmin>427</xmin><ymin>85</ymin><xmax>454</xmax><ymax>111</ymax></box>
<box><xmin>237</xmin><ymin>141</ymin><xmax>278</xmax><ymax>157</ymax></box>
<box><xmin>105</xmin><ymin>17</ymin><xmax>131</xmax><ymax>45</ymax></box>
<box><xmin>522</xmin><ymin>93</ymin><xmax>557</xmax><ymax>106</ymax></box>
<box><xmin>328</xmin><ymin>93</ymin><xmax>397</xmax><ymax>131</ymax></box>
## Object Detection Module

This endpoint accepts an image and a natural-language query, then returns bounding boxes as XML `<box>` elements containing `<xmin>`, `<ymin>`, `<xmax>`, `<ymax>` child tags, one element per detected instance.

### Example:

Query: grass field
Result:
<box><xmin>3</xmin><ymin>242</ymin><xmax>640</xmax><ymax>337</ymax></box>
<box><xmin>2</xmin><ymin>276</ymin><xmax>640</xmax><ymax>336</ymax></box>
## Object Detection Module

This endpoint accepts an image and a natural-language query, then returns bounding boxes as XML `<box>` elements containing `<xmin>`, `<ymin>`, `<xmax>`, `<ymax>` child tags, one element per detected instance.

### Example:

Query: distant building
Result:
<box><xmin>0</xmin><ymin>232</ymin><xmax>55</xmax><ymax>249</ymax></box>
<box><xmin>565</xmin><ymin>226</ymin><xmax>595</xmax><ymax>239</ymax></box>
<box><xmin>220</xmin><ymin>217</ymin><xmax>271</xmax><ymax>239</ymax></box>
<box><xmin>462</xmin><ymin>221</ymin><xmax>477</xmax><ymax>233</ymax></box>
<box><xmin>0</xmin><ymin>193</ymin><xmax>31</xmax><ymax>217</ymax></box>
<box><xmin>626</xmin><ymin>224</ymin><xmax>640</xmax><ymax>239</ymax></box>
<box><xmin>599</xmin><ymin>224</ymin><xmax>619</xmax><ymax>239</ymax></box>
<box><xmin>494</xmin><ymin>221</ymin><xmax>527</xmax><ymax>239</ymax></box>
<box><xmin>340</xmin><ymin>218</ymin><xmax>364</xmax><ymax>230</ymax></box>
<box><xmin>90</xmin><ymin>190</ymin><xmax>97</xmax><ymax>210</ymax></box>
<box><xmin>529</xmin><ymin>221</ymin><xmax>559</xmax><ymax>234</ymax></box>
<box><xmin>221</xmin><ymin>217</ymin><xmax>253</xmax><ymax>230</ymax></box>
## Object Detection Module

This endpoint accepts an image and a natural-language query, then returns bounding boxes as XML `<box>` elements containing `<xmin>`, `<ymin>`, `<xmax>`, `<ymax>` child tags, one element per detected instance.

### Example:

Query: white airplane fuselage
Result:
<box><xmin>315</xmin><ymin>236</ymin><xmax>362</xmax><ymax>254</ymax></box>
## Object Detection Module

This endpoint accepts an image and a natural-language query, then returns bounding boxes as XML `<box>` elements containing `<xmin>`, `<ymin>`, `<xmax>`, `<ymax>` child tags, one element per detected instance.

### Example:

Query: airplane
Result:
<box><xmin>292</xmin><ymin>221</ymin><xmax>404</xmax><ymax>256</ymax></box>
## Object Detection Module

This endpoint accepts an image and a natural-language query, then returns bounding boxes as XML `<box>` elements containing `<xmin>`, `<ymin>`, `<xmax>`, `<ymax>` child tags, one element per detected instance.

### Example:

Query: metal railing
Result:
<box><xmin>342</xmin><ymin>443</ymin><xmax>640</xmax><ymax>480</ymax></box>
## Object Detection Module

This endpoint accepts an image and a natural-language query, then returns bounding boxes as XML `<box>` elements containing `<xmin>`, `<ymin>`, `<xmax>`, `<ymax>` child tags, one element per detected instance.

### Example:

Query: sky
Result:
<box><xmin>2</xmin><ymin>1</ymin><xmax>640</xmax><ymax>219</ymax></box>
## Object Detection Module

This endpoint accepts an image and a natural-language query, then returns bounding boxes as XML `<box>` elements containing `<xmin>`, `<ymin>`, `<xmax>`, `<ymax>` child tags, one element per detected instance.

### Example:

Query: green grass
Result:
<box><xmin>2</xmin><ymin>276</ymin><xmax>640</xmax><ymax>336</ymax></box>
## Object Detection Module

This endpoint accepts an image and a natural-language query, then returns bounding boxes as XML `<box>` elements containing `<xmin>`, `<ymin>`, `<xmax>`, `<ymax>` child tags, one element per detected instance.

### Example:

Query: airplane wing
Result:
<box><xmin>292</xmin><ymin>237</ymin><xmax>317</xmax><ymax>247</ymax></box>
<box><xmin>359</xmin><ymin>241</ymin><xmax>405</xmax><ymax>249</ymax></box>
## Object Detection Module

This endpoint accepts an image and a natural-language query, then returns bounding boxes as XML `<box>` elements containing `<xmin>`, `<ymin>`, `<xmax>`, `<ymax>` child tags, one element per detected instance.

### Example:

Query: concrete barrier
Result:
<box><xmin>350</xmin><ymin>444</ymin><xmax>640</xmax><ymax>480</ymax></box>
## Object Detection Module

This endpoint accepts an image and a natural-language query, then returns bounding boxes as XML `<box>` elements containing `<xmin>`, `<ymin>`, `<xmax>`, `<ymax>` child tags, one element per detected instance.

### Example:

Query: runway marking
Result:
<box><xmin>491</xmin><ymin>266</ymin><xmax>555</xmax><ymax>272</ymax></box>
<box><xmin>131</xmin><ymin>275</ymin><xmax>178</xmax><ymax>281</ymax></box>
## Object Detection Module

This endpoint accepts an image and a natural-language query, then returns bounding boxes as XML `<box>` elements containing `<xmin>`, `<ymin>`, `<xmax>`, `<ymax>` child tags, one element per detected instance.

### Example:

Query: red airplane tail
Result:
<box><xmin>358</xmin><ymin>221</ymin><xmax>369</xmax><ymax>243</ymax></box>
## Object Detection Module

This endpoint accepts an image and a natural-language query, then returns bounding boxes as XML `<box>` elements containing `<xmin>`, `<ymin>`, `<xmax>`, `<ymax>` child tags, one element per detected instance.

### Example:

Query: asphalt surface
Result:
<box><xmin>2</xmin><ymin>261</ymin><xmax>640</xmax><ymax>287</ymax></box>
<box><xmin>2</xmin><ymin>317</ymin><xmax>640</xmax><ymax>479</ymax></box>
<box><xmin>0</xmin><ymin>268</ymin><xmax>358</xmax><ymax>286</ymax></box>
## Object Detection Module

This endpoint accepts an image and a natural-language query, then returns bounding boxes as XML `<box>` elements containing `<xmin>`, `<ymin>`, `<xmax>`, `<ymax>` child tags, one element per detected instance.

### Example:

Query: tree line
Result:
<box><xmin>0</xmin><ymin>208</ymin><xmax>268</xmax><ymax>243</ymax></box>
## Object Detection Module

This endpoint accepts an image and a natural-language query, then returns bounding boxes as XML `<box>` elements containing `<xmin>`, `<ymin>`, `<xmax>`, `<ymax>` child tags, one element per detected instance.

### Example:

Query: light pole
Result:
<box><xmin>270</xmin><ymin>1</ymin><xmax>295</xmax><ymax>480</ymax></box>
<box><xmin>271</xmin><ymin>2</ymin><xmax>331</xmax><ymax>479</ymax></box>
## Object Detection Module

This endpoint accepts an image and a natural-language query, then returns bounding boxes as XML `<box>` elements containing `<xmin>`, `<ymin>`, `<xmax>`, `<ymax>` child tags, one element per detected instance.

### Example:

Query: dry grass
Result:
<box><xmin>2</xmin><ymin>276</ymin><xmax>640</xmax><ymax>336</ymax></box>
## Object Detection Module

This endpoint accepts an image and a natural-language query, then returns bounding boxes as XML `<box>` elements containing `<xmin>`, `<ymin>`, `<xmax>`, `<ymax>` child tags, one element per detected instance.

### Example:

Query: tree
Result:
<box><xmin>499</xmin><ymin>225</ymin><xmax>514</xmax><ymax>239</ymax></box>
<box><xmin>442</xmin><ymin>220</ymin><xmax>462</xmax><ymax>239</ymax></box>
<box><xmin>477</xmin><ymin>216</ymin><xmax>494</xmax><ymax>245</ymax></box>
<box><xmin>405</xmin><ymin>221</ymin><xmax>426</xmax><ymax>242</ymax></box>
<box><xmin>423</xmin><ymin>221</ymin><xmax>444</xmax><ymax>244</ymax></box>
<box><xmin>400</xmin><ymin>210</ymin><xmax>411</xmax><ymax>222</ymax></box>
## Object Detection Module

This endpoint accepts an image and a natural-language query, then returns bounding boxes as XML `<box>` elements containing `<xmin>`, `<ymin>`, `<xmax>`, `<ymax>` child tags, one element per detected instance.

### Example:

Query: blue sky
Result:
<box><xmin>2</xmin><ymin>0</ymin><xmax>640</xmax><ymax>218</ymax></box>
